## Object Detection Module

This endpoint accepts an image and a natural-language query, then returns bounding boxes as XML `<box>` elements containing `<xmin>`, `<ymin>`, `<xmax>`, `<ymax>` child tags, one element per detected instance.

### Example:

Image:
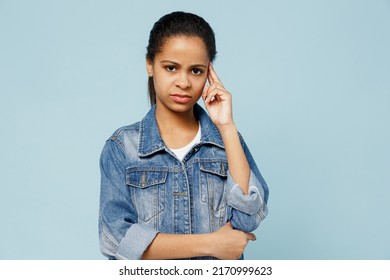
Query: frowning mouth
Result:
<box><xmin>170</xmin><ymin>94</ymin><xmax>192</xmax><ymax>104</ymax></box>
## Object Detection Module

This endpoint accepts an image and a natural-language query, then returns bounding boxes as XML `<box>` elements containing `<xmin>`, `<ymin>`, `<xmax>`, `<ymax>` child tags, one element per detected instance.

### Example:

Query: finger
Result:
<box><xmin>204</xmin><ymin>87</ymin><xmax>229</xmax><ymax>103</ymax></box>
<box><xmin>208</xmin><ymin>63</ymin><xmax>222</xmax><ymax>85</ymax></box>
<box><xmin>207</xmin><ymin>81</ymin><xmax>226</xmax><ymax>93</ymax></box>
<box><xmin>202</xmin><ymin>85</ymin><xmax>210</xmax><ymax>100</ymax></box>
<box><xmin>204</xmin><ymin>89</ymin><xmax>219</xmax><ymax>104</ymax></box>
<box><xmin>203</xmin><ymin>85</ymin><xmax>224</xmax><ymax>101</ymax></box>
<box><xmin>246</xmin><ymin>232</ymin><xmax>257</xmax><ymax>241</ymax></box>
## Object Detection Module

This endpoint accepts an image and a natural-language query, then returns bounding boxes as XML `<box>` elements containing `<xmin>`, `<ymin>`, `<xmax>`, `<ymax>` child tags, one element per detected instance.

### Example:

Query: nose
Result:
<box><xmin>175</xmin><ymin>73</ymin><xmax>191</xmax><ymax>89</ymax></box>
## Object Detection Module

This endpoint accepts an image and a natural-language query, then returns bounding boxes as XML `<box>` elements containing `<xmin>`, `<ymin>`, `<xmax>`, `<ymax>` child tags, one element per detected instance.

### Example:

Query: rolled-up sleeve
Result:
<box><xmin>99</xmin><ymin>139</ymin><xmax>159</xmax><ymax>260</ymax></box>
<box><xmin>226</xmin><ymin>171</ymin><xmax>268</xmax><ymax>232</ymax></box>
<box><xmin>225</xmin><ymin>134</ymin><xmax>269</xmax><ymax>233</ymax></box>
<box><xmin>115</xmin><ymin>224</ymin><xmax>158</xmax><ymax>260</ymax></box>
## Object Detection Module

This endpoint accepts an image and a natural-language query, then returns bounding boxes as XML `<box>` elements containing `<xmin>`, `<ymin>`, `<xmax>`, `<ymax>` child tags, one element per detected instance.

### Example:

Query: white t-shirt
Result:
<box><xmin>170</xmin><ymin>123</ymin><xmax>201</xmax><ymax>161</ymax></box>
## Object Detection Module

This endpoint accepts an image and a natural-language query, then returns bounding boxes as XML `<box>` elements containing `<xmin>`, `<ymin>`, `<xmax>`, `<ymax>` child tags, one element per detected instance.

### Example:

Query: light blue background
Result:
<box><xmin>1</xmin><ymin>0</ymin><xmax>389</xmax><ymax>259</ymax></box>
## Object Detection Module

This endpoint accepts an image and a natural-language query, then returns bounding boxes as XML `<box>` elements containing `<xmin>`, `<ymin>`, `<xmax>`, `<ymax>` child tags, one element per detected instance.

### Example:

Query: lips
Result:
<box><xmin>170</xmin><ymin>94</ymin><xmax>192</xmax><ymax>104</ymax></box>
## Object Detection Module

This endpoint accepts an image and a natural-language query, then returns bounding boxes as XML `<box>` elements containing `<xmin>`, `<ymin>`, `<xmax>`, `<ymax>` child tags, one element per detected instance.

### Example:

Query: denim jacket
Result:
<box><xmin>99</xmin><ymin>104</ymin><xmax>269</xmax><ymax>260</ymax></box>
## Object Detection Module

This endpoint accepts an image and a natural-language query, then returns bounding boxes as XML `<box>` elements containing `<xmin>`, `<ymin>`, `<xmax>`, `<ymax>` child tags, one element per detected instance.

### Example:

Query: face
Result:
<box><xmin>146</xmin><ymin>36</ymin><xmax>209</xmax><ymax>114</ymax></box>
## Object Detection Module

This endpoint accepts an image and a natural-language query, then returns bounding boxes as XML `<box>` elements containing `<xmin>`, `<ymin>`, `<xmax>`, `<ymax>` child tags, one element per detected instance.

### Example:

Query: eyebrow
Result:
<box><xmin>160</xmin><ymin>60</ymin><xmax>207</xmax><ymax>68</ymax></box>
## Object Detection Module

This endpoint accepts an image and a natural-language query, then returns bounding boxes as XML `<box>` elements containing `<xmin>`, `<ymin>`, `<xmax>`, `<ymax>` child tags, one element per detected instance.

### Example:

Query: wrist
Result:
<box><xmin>200</xmin><ymin>233</ymin><xmax>215</xmax><ymax>257</ymax></box>
<box><xmin>217</xmin><ymin>123</ymin><xmax>237</xmax><ymax>138</ymax></box>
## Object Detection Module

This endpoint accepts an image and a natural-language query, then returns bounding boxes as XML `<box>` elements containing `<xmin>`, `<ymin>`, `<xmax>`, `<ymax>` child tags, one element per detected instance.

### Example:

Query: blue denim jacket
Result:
<box><xmin>99</xmin><ymin>104</ymin><xmax>269</xmax><ymax>260</ymax></box>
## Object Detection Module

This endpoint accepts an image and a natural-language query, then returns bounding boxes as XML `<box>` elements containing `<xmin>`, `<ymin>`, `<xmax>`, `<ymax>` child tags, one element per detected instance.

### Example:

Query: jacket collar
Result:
<box><xmin>138</xmin><ymin>103</ymin><xmax>224</xmax><ymax>157</ymax></box>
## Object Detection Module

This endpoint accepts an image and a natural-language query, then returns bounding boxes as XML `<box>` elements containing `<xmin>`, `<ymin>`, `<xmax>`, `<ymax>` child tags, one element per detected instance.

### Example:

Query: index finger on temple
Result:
<box><xmin>208</xmin><ymin>63</ymin><xmax>221</xmax><ymax>84</ymax></box>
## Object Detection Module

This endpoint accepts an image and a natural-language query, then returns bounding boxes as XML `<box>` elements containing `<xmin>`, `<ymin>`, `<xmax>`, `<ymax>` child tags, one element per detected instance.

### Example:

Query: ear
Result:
<box><xmin>146</xmin><ymin>59</ymin><xmax>153</xmax><ymax>77</ymax></box>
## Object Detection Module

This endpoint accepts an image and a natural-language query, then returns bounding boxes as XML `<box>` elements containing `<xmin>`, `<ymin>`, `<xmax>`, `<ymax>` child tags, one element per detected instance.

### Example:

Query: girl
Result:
<box><xmin>99</xmin><ymin>11</ymin><xmax>269</xmax><ymax>260</ymax></box>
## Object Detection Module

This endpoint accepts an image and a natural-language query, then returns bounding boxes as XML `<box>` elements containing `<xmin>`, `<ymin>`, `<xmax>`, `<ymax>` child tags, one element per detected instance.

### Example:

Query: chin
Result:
<box><xmin>168</xmin><ymin>102</ymin><xmax>197</xmax><ymax>113</ymax></box>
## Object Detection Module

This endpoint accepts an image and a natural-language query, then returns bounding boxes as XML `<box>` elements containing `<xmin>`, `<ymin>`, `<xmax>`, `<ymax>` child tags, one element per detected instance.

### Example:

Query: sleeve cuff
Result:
<box><xmin>227</xmin><ymin>171</ymin><xmax>263</xmax><ymax>215</ymax></box>
<box><xmin>116</xmin><ymin>224</ymin><xmax>159</xmax><ymax>260</ymax></box>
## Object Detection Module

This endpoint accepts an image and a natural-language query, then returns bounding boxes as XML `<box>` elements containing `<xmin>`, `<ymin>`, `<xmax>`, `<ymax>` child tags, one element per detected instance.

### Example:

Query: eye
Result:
<box><xmin>166</xmin><ymin>65</ymin><xmax>177</xmax><ymax>72</ymax></box>
<box><xmin>192</xmin><ymin>68</ymin><xmax>203</xmax><ymax>75</ymax></box>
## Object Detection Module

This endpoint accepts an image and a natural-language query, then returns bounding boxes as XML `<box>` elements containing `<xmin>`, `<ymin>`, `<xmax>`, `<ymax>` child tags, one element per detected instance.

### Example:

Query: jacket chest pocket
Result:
<box><xmin>126</xmin><ymin>168</ymin><xmax>167</xmax><ymax>222</ymax></box>
<box><xmin>200</xmin><ymin>161</ymin><xmax>228</xmax><ymax>212</ymax></box>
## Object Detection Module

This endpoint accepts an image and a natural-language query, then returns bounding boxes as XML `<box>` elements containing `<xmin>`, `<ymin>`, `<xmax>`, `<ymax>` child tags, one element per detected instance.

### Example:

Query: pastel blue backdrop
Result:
<box><xmin>1</xmin><ymin>0</ymin><xmax>389</xmax><ymax>259</ymax></box>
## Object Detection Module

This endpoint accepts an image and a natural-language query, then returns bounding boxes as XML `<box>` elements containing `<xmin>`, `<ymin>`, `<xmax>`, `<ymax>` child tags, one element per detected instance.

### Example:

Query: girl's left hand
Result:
<box><xmin>202</xmin><ymin>64</ymin><xmax>234</xmax><ymax>128</ymax></box>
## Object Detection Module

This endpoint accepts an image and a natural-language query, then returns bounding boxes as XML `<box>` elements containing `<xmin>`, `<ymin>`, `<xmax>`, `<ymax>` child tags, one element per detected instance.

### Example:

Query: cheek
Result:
<box><xmin>193</xmin><ymin>77</ymin><xmax>207</xmax><ymax>92</ymax></box>
<box><xmin>153</xmin><ymin>72</ymin><xmax>173</xmax><ymax>89</ymax></box>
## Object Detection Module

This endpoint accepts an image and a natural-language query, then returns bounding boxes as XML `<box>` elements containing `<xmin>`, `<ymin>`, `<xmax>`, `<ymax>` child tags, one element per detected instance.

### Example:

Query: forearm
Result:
<box><xmin>142</xmin><ymin>222</ymin><xmax>254</xmax><ymax>260</ymax></box>
<box><xmin>218</xmin><ymin>124</ymin><xmax>250</xmax><ymax>195</ymax></box>
<box><xmin>142</xmin><ymin>233</ymin><xmax>212</xmax><ymax>260</ymax></box>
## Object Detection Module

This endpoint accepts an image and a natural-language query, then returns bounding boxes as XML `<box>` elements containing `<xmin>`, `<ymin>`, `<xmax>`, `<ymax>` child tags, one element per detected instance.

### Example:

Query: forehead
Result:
<box><xmin>156</xmin><ymin>36</ymin><xmax>209</xmax><ymax>63</ymax></box>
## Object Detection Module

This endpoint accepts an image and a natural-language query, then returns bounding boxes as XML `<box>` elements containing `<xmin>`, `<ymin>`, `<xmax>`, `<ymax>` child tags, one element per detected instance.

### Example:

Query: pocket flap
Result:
<box><xmin>126</xmin><ymin>167</ymin><xmax>168</xmax><ymax>188</ymax></box>
<box><xmin>200</xmin><ymin>161</ymin><xmax>228</xmax><ymax>177</ymax></box>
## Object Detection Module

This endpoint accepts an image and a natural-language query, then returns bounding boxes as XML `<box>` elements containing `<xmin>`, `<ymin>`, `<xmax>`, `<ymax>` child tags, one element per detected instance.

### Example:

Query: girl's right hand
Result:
<box><xmin>209</xmin><ymin>222</ymin><xmax>256</xmax><ymax>260</ymax></box>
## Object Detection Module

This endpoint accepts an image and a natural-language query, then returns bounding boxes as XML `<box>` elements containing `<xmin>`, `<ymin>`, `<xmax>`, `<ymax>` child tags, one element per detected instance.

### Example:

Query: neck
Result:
<box><xmin>155</xmin><ymin>104</ymin><xmax>199</xmax><ymax>149</ymax></box>
<box><xmin>155</xmin><ymin>104</ymin><xmax>198</xmax><ymax>132</ymax></box>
